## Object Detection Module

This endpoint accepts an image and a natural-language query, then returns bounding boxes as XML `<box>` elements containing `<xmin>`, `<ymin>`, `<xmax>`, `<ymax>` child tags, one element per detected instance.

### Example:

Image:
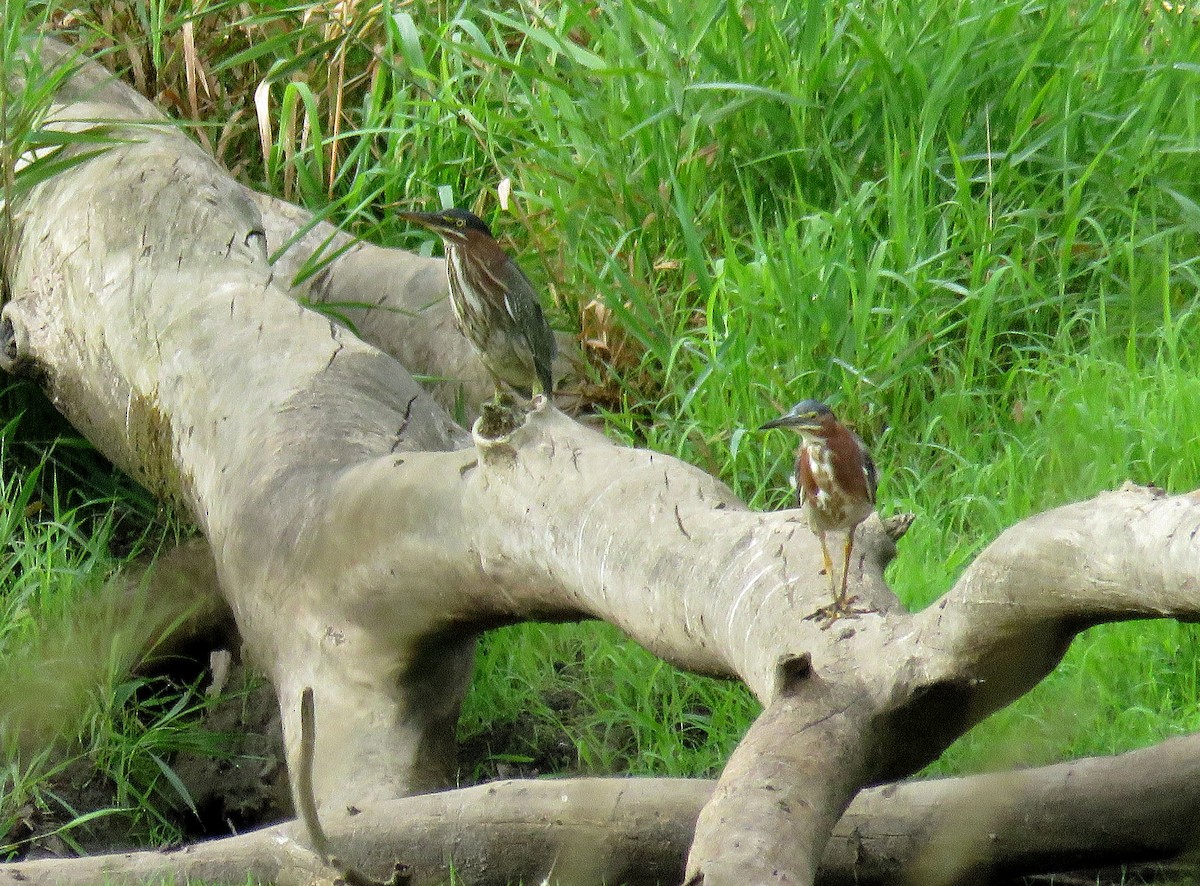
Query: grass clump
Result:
<box><xmin>0</xmin><ymin>438</ymin><xmax>228</xmax><ymax>856</ymax></box>
<box><xmin>459</xmin><ymin>621</ymin><xmax>758</xmax><ymax>782</ymax></box>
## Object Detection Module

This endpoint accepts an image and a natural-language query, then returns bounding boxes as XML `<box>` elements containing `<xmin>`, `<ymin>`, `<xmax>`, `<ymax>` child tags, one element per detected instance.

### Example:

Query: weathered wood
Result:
<box><xmin>6</xmin><ymin>730</ymin><xmax>1200</xmax><ymax>886</ymax></box>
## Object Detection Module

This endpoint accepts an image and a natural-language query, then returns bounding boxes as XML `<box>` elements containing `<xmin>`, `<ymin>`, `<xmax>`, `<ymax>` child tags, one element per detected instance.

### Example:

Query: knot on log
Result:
<box><xmin>774</xmin><ymin>651</ymin><xmax>813</xmax><ymax>696</ymax></box>
<box><xmin>472</xmin><ymin>394</ymin><xmax>555</xmax><ymax>463</ymax></box>
<box><xmin>882</xmin><ymin>512</ymin><xmax>915</xmax><ymax>542</ymax></box>
<box><xmin>473</xmin><ymin>392</ymin><xmax>528</xmax><ymax>445</ymax></box>
<box><xmin>855</xmin><ymin>513</ymin><xmax>909</xmax><ymax>579</ymax></box>
<box><xmin>0</xmin><ymin>304</ymin><xmax>36</xmax><ymax>377</ymax></box>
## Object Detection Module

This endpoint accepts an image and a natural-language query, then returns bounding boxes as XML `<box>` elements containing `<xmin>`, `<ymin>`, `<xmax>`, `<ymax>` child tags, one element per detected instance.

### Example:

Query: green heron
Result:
<box><xmin>761</xmin><ymin>399</ymin><xmax>878</xmax><ymax>620</ymax></box>
<box><xmin>398</xmin><ymin>208</ymin><xmax>556</xmax><ymax>399</ymax></box>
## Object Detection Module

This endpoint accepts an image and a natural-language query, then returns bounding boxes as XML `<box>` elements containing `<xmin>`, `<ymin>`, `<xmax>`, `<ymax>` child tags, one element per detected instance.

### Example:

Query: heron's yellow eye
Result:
<box><xmin>455</xmin><ymin>218</ymin><xmax>465</xmax><ymax>228</ymax></box>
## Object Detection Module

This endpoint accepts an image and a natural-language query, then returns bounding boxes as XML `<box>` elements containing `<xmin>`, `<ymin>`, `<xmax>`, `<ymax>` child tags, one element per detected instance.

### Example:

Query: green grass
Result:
<box><xmin>459</xmin><ymin>621</ymin><xmax>758</xmax><ymax>782</ymax></box>
<box><xmin>0</xmin><ymin>432</ymin><xmax>227</xmax><ymax>855</ymax></box>
<box><xmin>3</xmin><ymin>0</ymin><xmax>1200</xmax><ymax>858</ymax></box>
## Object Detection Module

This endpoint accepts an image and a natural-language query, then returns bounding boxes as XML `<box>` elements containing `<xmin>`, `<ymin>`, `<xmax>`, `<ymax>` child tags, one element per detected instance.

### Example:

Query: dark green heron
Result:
<box><xmin>398</xmin><ymin>208</ymin><xmax>556</xmax><ymax>398</ymax></box>
<box><xmin>761</xmin><ymin>399</ymin><xmax>878</xmax><ymax>619</ymax></box>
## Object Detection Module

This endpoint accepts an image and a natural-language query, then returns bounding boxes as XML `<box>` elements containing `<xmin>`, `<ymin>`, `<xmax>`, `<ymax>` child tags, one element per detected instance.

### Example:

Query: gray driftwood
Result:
<box><xmin>4</xmin><ymin>38</ymin><xmax>1200</xmax><ymax>885</ymax></box>
<box><xmin>4</xmin><ymin>731</ymin><xmax>1200</xmax><ymax>886</ymax></box>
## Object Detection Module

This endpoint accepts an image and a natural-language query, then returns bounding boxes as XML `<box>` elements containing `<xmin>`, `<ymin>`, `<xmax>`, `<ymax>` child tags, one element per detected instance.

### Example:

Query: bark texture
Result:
<box><xmin>5</xmin><ymin>39</ymin><xmax>1200</xmax><ymax>886</ymax></box>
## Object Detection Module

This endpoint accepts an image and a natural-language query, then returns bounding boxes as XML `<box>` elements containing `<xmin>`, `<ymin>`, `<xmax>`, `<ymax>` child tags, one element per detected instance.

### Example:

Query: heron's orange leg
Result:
<box><xmin>806</xmin><ymin>528</ymin><xmax>873</xmax><ymax>628</ymax></box>
<box><xmin>816</xmin><ymin>531</ymin><xmax>836</xmax><ymax>597</ymax></box>
<box><xmin>838</xmin><ymin>532</ymin><xmax>855</xmax><ymax>607</ymax></box>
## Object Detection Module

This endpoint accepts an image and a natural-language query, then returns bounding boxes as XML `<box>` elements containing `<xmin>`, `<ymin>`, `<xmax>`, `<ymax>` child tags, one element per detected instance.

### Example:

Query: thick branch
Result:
<box><xmin>5</xmin><ymin>731</ymin><xmax>1200</xmax><ymax>886</ymax></box>
<box><xmin>322</xmin><ymin>403</ymin><xmax>911</xmax><ymax>699</ymax></box>
<box><xmin>245</xmin><ymin>190</ymin><xmax>497</xmax><ymax>415</ymax></box>
<box><xmin>686</xmin><ymin>676</ymin><xmax>874</xmax><ymax>886</ymax></box>
<box><xmin>34</xmin><ymin>36</ymin><xmax>492</xmax><ymax>416</ymax></box>
<box><xmin>5</xmin><ymin>92</ymin><xmax>475</xmax><ymax>805</ymax></box>
<box><xmin>915</xmin><ymin>484</ymin><xmax>1200</xmax><ymax>725</ymax></box>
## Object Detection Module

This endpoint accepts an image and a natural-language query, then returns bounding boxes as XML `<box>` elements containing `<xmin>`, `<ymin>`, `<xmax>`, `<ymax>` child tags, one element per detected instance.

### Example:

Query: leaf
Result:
<box><xmin>149</xmin><ymin>752</ymin><xmax>198</xmax><ymax>816</ymax></box>
<box><xmin>390</xmin><ymin>10</ymin><xmax>428</xmax><ymax>77</ymax></box>
<box><xmin>1163</xmin><ymin>186</ymin><xmax>1200</xmax><ymax>234</ymax></box>
<box><xmin>683</xmin><ymin>81</ymin><xmax>808</xmax><ymax>108</ymax></box>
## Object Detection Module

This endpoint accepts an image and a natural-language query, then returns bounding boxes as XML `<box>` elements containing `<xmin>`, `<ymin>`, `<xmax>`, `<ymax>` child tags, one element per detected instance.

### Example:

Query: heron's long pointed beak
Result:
<box><xmin>397</xmin><ymin>210</ymin><xmax>439</xmax><ymax>228</ymax></box>
<box><xmin>759</xmin><ymin>415</ymin><xmax>793</xmax><ymax>431</ymax></box>
<box><xmin>760</xmin><ymin>414</ymin><xmax>821</xmax><ymax>432</ymax></box>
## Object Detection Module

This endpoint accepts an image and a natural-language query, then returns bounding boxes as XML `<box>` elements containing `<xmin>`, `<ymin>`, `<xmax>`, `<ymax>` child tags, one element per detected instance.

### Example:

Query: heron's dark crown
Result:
<box><xmin>761</xmin><ymin>399</ymin><xmax>836</xmax><ymax>433</ymax></box>
<box><xmin>787</xmin><ymin>399</ymin><xmax>833</xmax><ymax>420</ymax></box>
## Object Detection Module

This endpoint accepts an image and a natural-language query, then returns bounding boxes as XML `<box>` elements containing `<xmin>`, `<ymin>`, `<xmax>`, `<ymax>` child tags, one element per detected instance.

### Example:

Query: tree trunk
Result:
<box><xmin>4</xmin><ymin>39</ymin><xmax>1200</xmax><ymax>885</ymax></box>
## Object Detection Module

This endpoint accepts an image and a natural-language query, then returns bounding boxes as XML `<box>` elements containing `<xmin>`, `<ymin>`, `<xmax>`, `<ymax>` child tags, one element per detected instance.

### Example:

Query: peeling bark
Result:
<box><xmin>5</xmin><ymin>39</ymin><xmax>1200</xmax><ymax>886</ymax></box>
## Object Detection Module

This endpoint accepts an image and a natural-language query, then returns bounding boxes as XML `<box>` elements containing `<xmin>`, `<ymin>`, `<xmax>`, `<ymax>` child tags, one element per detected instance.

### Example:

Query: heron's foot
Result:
<box><xmin>805</xmin><ymin>594</ymin><xmax>875</xmax><ymax>629</ymax></box>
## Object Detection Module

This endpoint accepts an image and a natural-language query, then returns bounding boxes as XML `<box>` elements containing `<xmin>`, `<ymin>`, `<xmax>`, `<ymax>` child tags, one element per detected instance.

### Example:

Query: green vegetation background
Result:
<box><xmin>3</xmin><ymin>0</ymin><xmax>1200</xmax><ymax>858</ymax></box>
